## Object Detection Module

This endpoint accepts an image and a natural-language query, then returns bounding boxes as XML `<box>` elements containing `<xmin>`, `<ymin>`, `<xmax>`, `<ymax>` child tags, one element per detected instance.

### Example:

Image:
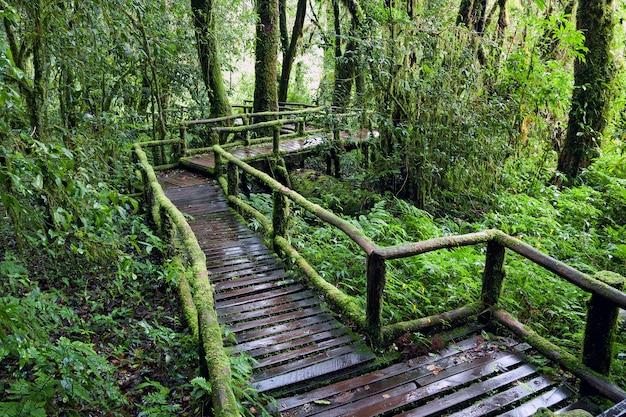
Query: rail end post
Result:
<box><xmin>581</xmin><ymin>271</ymin><xmax>625</xmax><ymax>396</ymax></box>
<box><xmin>479</xmin><ymin>239</ymin><xmax>506</xmax><ymax>323</ymax></box>
<box><xmin>366</xmin><ymin>253</ymin><xmax>386</xmax><ymax>347</ymax></box>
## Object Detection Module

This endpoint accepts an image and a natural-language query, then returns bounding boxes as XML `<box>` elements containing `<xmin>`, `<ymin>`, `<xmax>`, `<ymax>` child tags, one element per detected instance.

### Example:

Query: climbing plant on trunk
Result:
<box><xmin>557</xmin><ymin>0</ymin><xmax>616</xmax><ymax>181</ymax></box>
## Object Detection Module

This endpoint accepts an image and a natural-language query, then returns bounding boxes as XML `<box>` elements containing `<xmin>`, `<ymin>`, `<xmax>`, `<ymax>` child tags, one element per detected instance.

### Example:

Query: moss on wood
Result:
<box><xmin>133</xmin><ymin>144</ymin><xmax>240</xmax><ymax>417</ymax></box>
<box><xmin>274</xmin><ymin>235</ymin><xmax>366</xmax><ymax>329</ymax></box>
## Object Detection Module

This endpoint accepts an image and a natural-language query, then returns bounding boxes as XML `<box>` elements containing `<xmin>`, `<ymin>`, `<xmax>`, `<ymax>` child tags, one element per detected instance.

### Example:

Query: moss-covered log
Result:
<box><xmin>133</xmin><ymin>144</ymin><xmax>239</xmax><ymax>417</ymax></box>
<box><xmin>494</xmin><ymin>309</ymin><xmax>626</xmax><ymax>403</ymax></box>
<box><xmin>383</xmin><ymin>302</ymin><xmax>485</xmax><ymax>342</ymax></box>
<box><xmin>495</xmin><ymin>231</ymin><xmax>626</xmax><ymax>309</ymax></box>
<box><xmin>374</xmin><ymin>230</ymin><xmax>495</xmax><ymax>260</ymax></box>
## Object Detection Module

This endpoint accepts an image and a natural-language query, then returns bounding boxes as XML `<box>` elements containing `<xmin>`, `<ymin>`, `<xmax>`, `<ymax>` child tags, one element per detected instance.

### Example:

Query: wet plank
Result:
<box><xmin>499</xmin><ymin>385</ymin><xmax>575</xmax><ymax>417</ymax></box>
<box><xmin>252</xmin><ymin>351</ymin><xmax>376</xmax><ymax>393</ymax></box>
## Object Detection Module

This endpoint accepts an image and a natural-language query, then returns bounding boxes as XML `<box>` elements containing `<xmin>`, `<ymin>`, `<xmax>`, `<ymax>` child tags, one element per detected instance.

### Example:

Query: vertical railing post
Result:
<box><xmin>480</xmin><ymin>239</ymin><xmax>506</xmax><ymax>323</ymax></box>
<box><xmin>273</xmin><ymin>124</ymin><xmax>281</xmax><ymax>155</ymax></box>
<box><xmin>227</xmin><ymin>162</ymin><xmax>239</xmax><ymax>198</ymax></box>
<box><xmin>179</xmin><ymin>124</ymin><xmax>187</xmax><ymax>157</ymax></box>
<box><xmin>272</xmin><ymin>190</ymin><xmax>288</xmax><ymax>253</ymax></box>
<box><xmin>210</xmin><ymin>131</ymin><xmax>222</xmax><ymax>176</ymax></box>
<box><xmin>581</xmin><ymin>271</ymin><xmax>624</xmax><ymax>396</ymax></box>
<box><xmin>366</xmin><ymin>253</ymin><xmax>386</xmax><ymax>346</ymax></box>
<box><xmin>242</xmin><ymin>115</ymin><xmax>250</xmax><ymax>146</ymax></box>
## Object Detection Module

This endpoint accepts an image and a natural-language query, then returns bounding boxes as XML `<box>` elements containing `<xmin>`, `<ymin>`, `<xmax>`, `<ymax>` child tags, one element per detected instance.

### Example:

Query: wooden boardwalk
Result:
<box><xmin>158</xmin><ymin>170</ymin><xmax>585</xmax><ymax>416</ymax></box>
<box><xmin>180</xmin><ymin>129</ymin><xmax>374</xmax><ymax>173</ymax></box>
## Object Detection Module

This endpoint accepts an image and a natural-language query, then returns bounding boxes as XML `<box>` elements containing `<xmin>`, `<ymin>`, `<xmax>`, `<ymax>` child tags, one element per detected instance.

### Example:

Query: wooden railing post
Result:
<box><xmin>179</xmin><ymin>124</ymin><xmax>187</xmax><ymax>157</ymax></box>
<box><xmin>242</xmin><ymin>115</ymin><xmax>250</xmax><ymax>145</ymax></box>
<box><xmin>366</xmin><ymin>253</ymin><xmax>386</xmax><ymax>346</ymax></box>
<box><xmin>272</xmin><ymin>191</ymin><xmax>288</xmax><ymax>253</ymax></box>
<box><xmin>480</xmin><ymin>239</ymin><xmax>506</xmax><ymax>322</ymax></box>
<box><xmin>227</xmin><ymin>162</ymin><xmax>239</xmax><ymax>198</ymax></box>
<box><xmin>210</xmin><ymin>131</ymin><xmax>222</xmax><ymax>176</ymax></box>
<box><xmin>273</xmin><ymin>124</ymin><xmax>281</xmax><ymax>155</ymax></box>
<box><xmin>581</xmin><ymin>271</ymin><xmax>625</xmax><ymax>396</ymax></box>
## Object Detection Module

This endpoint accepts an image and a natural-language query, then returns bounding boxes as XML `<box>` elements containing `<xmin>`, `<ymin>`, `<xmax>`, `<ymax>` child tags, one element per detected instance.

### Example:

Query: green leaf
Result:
<box><xmin>313</xmin><ymin>399</ymin><xmax>332</xmax><ymax>405</ymax></box>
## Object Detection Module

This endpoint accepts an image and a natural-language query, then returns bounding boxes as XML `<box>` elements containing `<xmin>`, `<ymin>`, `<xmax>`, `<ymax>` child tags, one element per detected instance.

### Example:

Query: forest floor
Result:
<box><xmin>0</xmin><ymin>223</ymin><xmax>204</xmax><ymax>416</ymax></box>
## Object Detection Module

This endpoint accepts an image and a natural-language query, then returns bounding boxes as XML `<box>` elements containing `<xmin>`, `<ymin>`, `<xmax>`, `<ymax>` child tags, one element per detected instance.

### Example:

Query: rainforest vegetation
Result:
<box><xmin>1</xmin><ymin>0</ymin><xmax>625</xmax><ymax>415</ymax></box>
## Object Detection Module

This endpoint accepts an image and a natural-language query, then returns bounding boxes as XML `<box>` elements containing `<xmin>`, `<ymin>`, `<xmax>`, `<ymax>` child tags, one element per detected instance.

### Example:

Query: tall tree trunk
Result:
<box><xmin>456</xmin><ymin>0</ymin><xmax>488</xmax><ymax>34</ymax></box>
<box><xmin>191</xmin><ymin>0</ymin><xmax>232</xmax><ymax>118</ymax></box>
<box><xmin>556</xmin><ymin>0</ymin><xmax>615</xmax><ymax>181</ymax></box>
<box><xmin>278</xmin><ymin>0</ymin><xmax>307</xmax><ymax>103</ymax></box>
<box><xmin>332</xmin><ymin>0</ymin><xmax>361</xmax><ymax>109</ymax></box>
<box><xmin>253</xmin><ymin>0</ymin><xmax>280</xmax><ymax>118</ymax></box>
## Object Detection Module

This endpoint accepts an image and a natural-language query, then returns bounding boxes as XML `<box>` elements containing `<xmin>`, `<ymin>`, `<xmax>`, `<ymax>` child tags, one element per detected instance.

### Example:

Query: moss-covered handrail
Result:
<box><xmin>211</xmin><ymin>142</ymin><xmax>626</xmax><ymax>404</ymax></box>
<box><xmin>133</xmin><ymin>143</ymin><xmax>239</xmax><ymax>417</ymax></box>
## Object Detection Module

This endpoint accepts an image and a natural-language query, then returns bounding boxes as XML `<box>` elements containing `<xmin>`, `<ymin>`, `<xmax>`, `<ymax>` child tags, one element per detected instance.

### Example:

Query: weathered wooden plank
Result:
<box><xmin>302</xmin><ymin>348</ymin><xmax>528</xmax><ymax>417</ymax></box>
<box><xmin>215</xmin><ymin>284</ymin><xmax>305</xmax><ymax>310</ymax></box>
<box><xmin>234</xmin><ymin>314</ymin><xmax>336</xmax><ymax>344</ymax></box>
<box><xmin>213</xmin><ymin>278</ymin><xmax>296</xmax><ymax>301</ymax></box>
<box><xmin>499</xmin><ymin>385</ymin><xmax>575</xmax><ymax>417</ymax></box>
<box><xmin>215</xmin><ymin>270</ymin><xmax>290</xmax><ymax>291</ymax></box>
<box><xmin>446</xmin><ymin>375</ymin><xmax>555</xmax><ymax>417</ymax></box>
<box><xmin>251</xmin><ymin>352</ymin><xmax>376</xmax><ymax>393</ymax></box>
<box><xmin>271</xmin><ymin>336</ymin><xmax>486</xmax><ymax>413</ymax></box>
<box><xmin>216</xmin><ymin>289</ymin><xmax>316</xmax><ymax>316</ymax></box>
<box><xmin>253</xmin><ymin>344</ymin><xmax>365</xmax><ymax>382</ymax></box>
<box><xmin>225</xmin><ymin>306</ymin><xmax>326</xmax><ymax>334</ymax></box>
<box><xmin>244</xmin><ymin>327</ymin><xmax>350</xmax><ymax>359</ymax></box>
<box><xmin>207</xmin><ymin>261</ymin><xmax>284</xmax><ymax>280</ymax></box>
<box><xmin>254</xmin><ymin>334</ymin><xmax>356</xmax><ymax>370</ymax></box>
<box><xmin>231</xmin><ymin>320</ymin><xmax>343</xmax><ymax>354</ymax></box>
<box><xmin>394</xmin><ymin>364</ymin><xmax>537</xmax><ymax>417</ymax></box>
<box><xmin>218</xmin><ymin>296</ymin><xmax>319</xmax><ymax>324</ymax></box>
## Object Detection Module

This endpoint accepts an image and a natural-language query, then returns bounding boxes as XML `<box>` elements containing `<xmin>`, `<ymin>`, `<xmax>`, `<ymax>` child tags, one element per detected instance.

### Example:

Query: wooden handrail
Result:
<box><xmin>133</xmin><ymin>143</ymin><xmax>240</xmax><ymax>417</ymax></box>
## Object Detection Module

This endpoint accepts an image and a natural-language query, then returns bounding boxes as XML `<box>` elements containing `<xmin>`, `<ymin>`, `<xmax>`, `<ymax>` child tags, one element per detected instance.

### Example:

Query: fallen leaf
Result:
<box><xmin>382</xmin><ymin>394</ymin><xmax>391</xmax><ymax>399</ymax></box>
<box><xmin>426</xmin><ymin>364</ymin><xmax>436</xmax><ymax>371</ymax></box>
<box><xmin>314</xmin><ymin>399</ymin><xmax>331</xmax><ymax>405</ymax></box>
<box><xmin>407</xmin><ymin>359</ymin><xmax>414</xmax><ymax>367</ymax></box>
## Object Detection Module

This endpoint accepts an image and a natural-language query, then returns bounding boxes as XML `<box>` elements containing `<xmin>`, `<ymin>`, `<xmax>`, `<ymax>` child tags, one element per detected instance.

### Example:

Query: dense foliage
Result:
<box><xmin>1</xmin><ymin>0</ymin><xmax>625</xmax><ymax>414</ymax></box>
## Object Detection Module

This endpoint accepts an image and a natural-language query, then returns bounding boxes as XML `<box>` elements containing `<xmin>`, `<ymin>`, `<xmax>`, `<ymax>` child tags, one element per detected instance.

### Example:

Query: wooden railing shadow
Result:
<box><xmin>133</xmin><ymin>109</ymin><xmax>626</xmax><ymax>416</ymax></box>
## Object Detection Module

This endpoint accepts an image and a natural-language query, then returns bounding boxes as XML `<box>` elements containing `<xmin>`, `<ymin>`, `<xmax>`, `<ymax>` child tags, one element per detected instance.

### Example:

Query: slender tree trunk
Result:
<box><xmin>556</xmin><ymin>0</ymin><xmax>615</xmax><ymax>180</ymax></box>
<box><xmin>332</xmin><ymin>0</ymin><xmax>361</xmax><ymax>109</ymax></box>
<box><xmin>191</xmin><ymin>0</ymin><xmax>232</xmax><ymax>118</ymax></box>
<box><xmin>32</xmin><ymin>0</ymin><xmax>46</xmax><ymax>137</ymax></box>
<box><xmin>278</xmin><ymin>0</ymin><xmax>307</xmax><ymax>103</ymax></box>
<box><xmin>253</xmin><ymin>0</ymin><xmax>280</xmax><ymax>118</ymax></box>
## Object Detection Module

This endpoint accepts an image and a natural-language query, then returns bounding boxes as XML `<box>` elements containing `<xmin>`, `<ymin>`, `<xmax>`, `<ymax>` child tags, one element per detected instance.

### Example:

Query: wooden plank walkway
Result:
<box><xmin>158</xmin><ymin>170</ymin><xmax>376</xmax><ymax>396</ymax></box>
<box><xmin>158</xmin><ymin>170</ymin><xmax>584</xmax><ymax>416</ymax></box>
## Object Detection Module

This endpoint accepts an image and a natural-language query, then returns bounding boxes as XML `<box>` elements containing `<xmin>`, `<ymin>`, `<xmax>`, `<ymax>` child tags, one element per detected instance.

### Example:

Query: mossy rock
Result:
<box><xmin>291</xmin><ymin>169</ymin><xmax>381</xmax><ymax>215</ymax></box>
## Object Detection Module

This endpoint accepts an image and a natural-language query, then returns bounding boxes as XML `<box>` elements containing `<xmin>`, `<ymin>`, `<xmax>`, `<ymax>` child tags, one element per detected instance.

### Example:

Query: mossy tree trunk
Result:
<box><xmin>331</xmin><ymin>0</ymin><xmax>362</xmax><ymax>110</ymax></box>
<box><xmin>253</xmin><ymin>0</ymin><xmax>280</xmax><ymax>119</ymax></box>
<box><xmin>556</xmin><ymin>0</ymin><xmax>615</xmax><ymax>181</ymax></box>
<box><xmin>191</xmin><ymin>0</ymin><xmax>232</xmax><ymax>119</ymax></box>
<box><xmin>278</xmin><ymin>0</ymin><xmax>307</xmax><ymax>103</ymax></box>
<box><xmin>456</xmin><ymin>0</ymin><xmax>488</xmax><ymax>34</ymax></box>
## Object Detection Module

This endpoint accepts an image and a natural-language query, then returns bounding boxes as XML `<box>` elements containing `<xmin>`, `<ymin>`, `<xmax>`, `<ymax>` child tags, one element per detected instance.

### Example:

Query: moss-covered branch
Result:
<box><xmin>494</xmin><ymin>309</ymin><xmax>626</xmax><ymax>403</ymax></box>
<box><xmin>383</xmin><ymin>302</ymin><xmax>486</xmax><ymax>343</ymax></box>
